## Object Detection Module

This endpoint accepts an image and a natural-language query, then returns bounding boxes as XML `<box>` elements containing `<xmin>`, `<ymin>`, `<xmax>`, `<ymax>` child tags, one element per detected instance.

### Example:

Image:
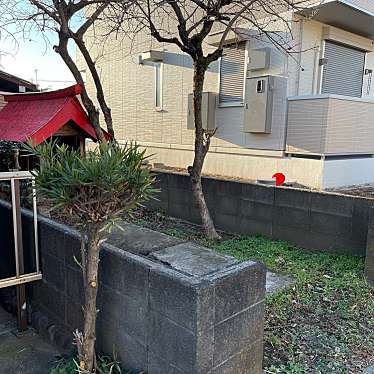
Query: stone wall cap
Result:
<box><xmin>151</xmin><ymin>242</ymin><xmax>239</xmax><ymax>277</ymax></box>
<box><xmin>107</xmin><ymin>222</ymin><xmax>185</xmax><ymax>255</ymax></box>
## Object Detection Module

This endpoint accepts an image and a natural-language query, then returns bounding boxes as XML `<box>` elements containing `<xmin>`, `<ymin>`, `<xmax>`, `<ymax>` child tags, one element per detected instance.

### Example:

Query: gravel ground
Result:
<box><xmin>329</xmin><ymin>184</ymin><xmax>374</xmax><ymax>199</ymax></box>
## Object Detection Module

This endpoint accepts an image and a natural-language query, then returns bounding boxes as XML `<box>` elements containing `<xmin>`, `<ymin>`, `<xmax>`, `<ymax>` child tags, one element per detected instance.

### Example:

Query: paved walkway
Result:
<box><xmin>0</xmin><ymin>307</ymin><xmax>58</xmax><ymax>374</ymax></box>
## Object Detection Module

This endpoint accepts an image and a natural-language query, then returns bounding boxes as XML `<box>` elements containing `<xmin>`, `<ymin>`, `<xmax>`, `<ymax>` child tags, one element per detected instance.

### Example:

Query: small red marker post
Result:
<box><xmin>272</xmin><ymin>173</ymin><xmax>285</xmax><ymax>186</ymax></box>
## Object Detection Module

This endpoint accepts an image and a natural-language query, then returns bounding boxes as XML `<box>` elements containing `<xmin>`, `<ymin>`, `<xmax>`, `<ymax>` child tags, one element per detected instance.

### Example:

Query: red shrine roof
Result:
<box><xmin>0</xmin><ymin>84</ymin><xmax>110</xmax><ymax>145</ymax></box>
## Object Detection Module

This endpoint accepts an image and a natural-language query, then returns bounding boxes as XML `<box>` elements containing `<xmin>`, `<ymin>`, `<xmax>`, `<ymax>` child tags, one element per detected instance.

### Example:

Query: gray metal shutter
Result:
<box><xmin>219</xmin><ymin>42</ymin><xmax>246</xmax><ymax>104</ymax></box>
<box><xmin>321</xmin><ymin>41</ymin><xmax>365</xmax><ymax>97</ymax></box>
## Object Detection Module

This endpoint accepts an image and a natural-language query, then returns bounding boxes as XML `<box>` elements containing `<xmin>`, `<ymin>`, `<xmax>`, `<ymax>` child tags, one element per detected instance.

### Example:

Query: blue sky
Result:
<box><xmin>0</xmin><ymin>24</ymin><xmax>76</xmax><ymax>90</ymax></box>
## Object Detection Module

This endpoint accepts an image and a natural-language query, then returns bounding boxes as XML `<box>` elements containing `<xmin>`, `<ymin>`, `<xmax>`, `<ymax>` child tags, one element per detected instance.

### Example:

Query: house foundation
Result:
<box><xmin>138</xmin><ymin>142</ymin><xmax>374</xmax><ymax>190</ymax></box>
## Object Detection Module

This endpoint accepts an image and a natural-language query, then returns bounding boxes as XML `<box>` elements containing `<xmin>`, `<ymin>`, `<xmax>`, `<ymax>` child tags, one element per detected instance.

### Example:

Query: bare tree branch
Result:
<box><xmin>121</xmin><ymin>0</ymin><xmax>318</xmax><ymax>239</ymax></box>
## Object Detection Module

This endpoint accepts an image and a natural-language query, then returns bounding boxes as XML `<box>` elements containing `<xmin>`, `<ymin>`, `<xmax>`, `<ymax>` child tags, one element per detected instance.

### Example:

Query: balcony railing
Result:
<box><xmin>286</xmin><ymin>94</ymin><xmax>374</xmax><ymax>155</ymax></box>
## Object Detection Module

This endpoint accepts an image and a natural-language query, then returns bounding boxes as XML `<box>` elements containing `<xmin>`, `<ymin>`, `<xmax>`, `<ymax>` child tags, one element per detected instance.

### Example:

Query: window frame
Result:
<box><xmin>318</xmin><ymin>40</ymin><xmax>367</xmax><ymax>98</ymax></box>
<box><xmin>217</xmin><ymin>41</ymin><xmax>248</xmax><ymax>108</ymax></box>
<box><xmin>154</xmin><ymin>62</ymin><xmax>163</xmax><ymax>111</ymax></box>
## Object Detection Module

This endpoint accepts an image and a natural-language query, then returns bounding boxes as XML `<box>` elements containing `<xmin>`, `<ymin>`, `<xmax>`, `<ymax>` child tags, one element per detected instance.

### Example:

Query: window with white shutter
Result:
<box><xmin>321</xmin><ymin>41</ymin><xmax>366</xmax><ymax>98</ymax></box>
<box><xmin>219</xmin><ymin>42</ymin><xmax>246</xmax><ymax>104</ymax></box>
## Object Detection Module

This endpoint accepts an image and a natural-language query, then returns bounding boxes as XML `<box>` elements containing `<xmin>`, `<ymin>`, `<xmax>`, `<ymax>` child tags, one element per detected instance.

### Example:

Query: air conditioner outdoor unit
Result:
<box><xmin>187</xmin><ymin>92</ymin><xmax>217</xmax><ymax>132</ymax></box>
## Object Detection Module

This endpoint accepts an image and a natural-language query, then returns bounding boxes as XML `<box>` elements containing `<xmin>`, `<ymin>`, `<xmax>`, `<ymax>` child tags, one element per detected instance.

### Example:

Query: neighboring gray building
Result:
<box><xmin>79</xmin><ymin>0</ymin><xmax>374</xmax><ymax>189</ymax></box>
<box><xmin>0</xmin><ymin>70</ymin><xmax>37</xmax><ymax>93</ymax></box>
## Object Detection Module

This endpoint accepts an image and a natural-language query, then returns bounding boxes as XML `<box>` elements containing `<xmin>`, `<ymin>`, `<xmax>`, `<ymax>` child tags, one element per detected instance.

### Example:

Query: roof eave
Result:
<box><xmin>298</xmin><ymin>0</ymin><xmax>374</xmax><ymax>39</ymax></box>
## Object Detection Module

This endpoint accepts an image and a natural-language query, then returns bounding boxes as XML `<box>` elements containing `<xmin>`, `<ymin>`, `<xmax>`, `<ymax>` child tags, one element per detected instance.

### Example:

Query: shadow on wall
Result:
<box><xmin>143</xmin><ymin>51</ymin><xmax>220</xmax><ymax>73</ymax></box>
<box><xmin>0</xmin><ymin>201</ymin><xmax>37</xmax><ymax>280</ymax></box>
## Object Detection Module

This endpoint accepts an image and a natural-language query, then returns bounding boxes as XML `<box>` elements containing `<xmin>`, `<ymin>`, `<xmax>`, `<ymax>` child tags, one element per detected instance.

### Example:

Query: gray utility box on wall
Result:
<box><xmin>244</xmin><ymin>75</ymin><xmax>287</xmax><ymax>133</ymax></box>
<box><xmin>248</xmin><ymin>48</ymin><xmax>271</xmax><ymax>71</ymax></box>
<box><xmin>187</xmin><ymin>92</ymin><xmax>217</xmax><ymax>132</ymax></box>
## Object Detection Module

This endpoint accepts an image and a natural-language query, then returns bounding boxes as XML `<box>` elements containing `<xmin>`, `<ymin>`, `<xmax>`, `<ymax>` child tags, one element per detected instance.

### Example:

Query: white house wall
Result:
<box><xmin>297</xmin><ymin>19</ymin><xmax>323</xmax><ymax>95</ymax></box>
<box><xmin>78</xmin><ymin>13</ymin><xmax>374</xmax><ymax>188</ymax></box>
<box><xmin>364</xmin><ymin>51</ymin><xmax>374</xmax><ymax>97</ymax></box>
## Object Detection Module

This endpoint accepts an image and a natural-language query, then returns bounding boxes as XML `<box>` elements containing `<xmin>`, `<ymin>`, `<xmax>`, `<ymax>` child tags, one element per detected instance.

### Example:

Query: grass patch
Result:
<box><xmin>211</xmin><ymin>236</ymin><xmax>373</xmax><ymax>374</ymax></box>
<box><xmin>133</xmin><ymin>211</ymin><xmax>374</xmax><ymax>374</ymax></box>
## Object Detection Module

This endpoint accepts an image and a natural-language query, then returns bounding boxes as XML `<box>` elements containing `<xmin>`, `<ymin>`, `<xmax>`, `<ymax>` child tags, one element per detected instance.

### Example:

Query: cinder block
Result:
<box><xmin>147</xmin><ymin>353</ymin><xmax>186</xmax><ymax>374</ymax></box>
<box><xmin>352</xmin><ymin>199</ymin><xmax>374</xmax><ymax>244</ymax></box>
<box><xmin>169</xmin><ymin>201</ymin><xmax>191</xmax><ymax>221</ymax></box>
<box><xmin>169</xmin><ymin>187</ymin><xmax>192</xmax><ymax>206</ymax></box>
<box><xmin>147</xmin><ymin>312</ymin><xmax>199</xmax><ymax>372</ymax></box>
<box><xmin>367</xmin><ymin>230</ymin><xmax>374</xmax><ymax>257</ymax></box>
<box><xmin>66</xmin><ymin>267</ymin><xmax>84</xmax><ymax>303</ymax></box>
<box><xmin>274</xmin><ymin>188</ymin><xmax>311</xmax><ymax>209</ymax></box>
<box><xmin>32</xmin><ymin>281</ymin><xmax>66</xmax><ymax>322</ymax></box>
<box><xmin>213</xmin><ymin>301</ymin><xmax>264</xmax><ymax>366</ymax></box>
<box><xmin>152</xmin><ymin>173</ymin><xmax>169</xmax><ymax>191</ymax></box>
<box><xmin>311</xmin><ymin>212</ymin><xmax>352</xmax><ymax>236</ymax></box>
<box><xmin>39</xmin><ymin>221</ymin><xmax>65</xmax><ymax>259</ymax></box>
<box><xmin>238</xmin><ymin>217</ymin><xmax>272</xmax><ymax>237</ymax></box>
<box><xmin>311</xmin><ymin>193</ymin><xmax>354</xmax><ymax>216</ymax></box>
<box><xmin>213</xmin><ymin>261</ymin><xmax>266</xmax><ymax>324</ymax></box>
<box><xmin>100</xmin><ymin>246</ymin><xmax>150</xmax><ymax>300</ymax></box>
<box><xmin>62</xmin><ymin>229</ymin><xmax>82</xmax><ymax>268</ymax></box>
<box><xmin>273</xmin><ymin>206</ymin><xmax>310</xmax><ymax>230</ymax></box>
<box><xmin>98</xmin><ymin>285</ymin><xmax>148</xmax><ymax>343</ymax></box>
<box><xmin>147</xmin><ymin>195</ymin><xmax>168</xmax><ymax>213</ymax></box>
<box><xmin>149</xmin><ymin>268</ymin><xmax>214</xmax><ymax>332</ymax></box>
<box><xmin>364</xmin><ymin>255</ymin><xmax>374</xmax><ymax>284</ymax></box>
<box><xmin>168</xmin><ymin>173</ymin><xmax>190</xmax><ymax>191</ymax></box>
<box><xmin>65</xmin><ymin>299</ymin><xmax>83</xmax><ymax>331</ymax></box>
<box><xmin>240</xmin><ymin>200</ymin><xmax>273</xmax><ymax>221</ymax></box>
<box><xmin>216</xmin><ymin>195</ymin><xmax>240</xmax><ymax>216</ymax></box>
<box><xmin>369</xmin><ymin>206</ymin><xmax>374</xmax><ymax>228</ymax></box>
<box><xmin>41</xmin><ymin>253</ymin><xmax>66</xmax><ymax>293</ymax></box>
<box><xmin>333</xmin><ymin>236</ymin><xmax>364</xmax><ymax>255</ymax></box>
<box><xmin>241</xmin><ymin>183</ymin><xmax>274</xmax><ymax>204</ymax></box>
<box><xmin>212</xmin><ymin>339</ymin><xmax>263</xmax><ymax>374</ymax></box>
<box><xmin>208</xmin><ymin>179</ymin><xmax>242</xmax><ymax>197</ymax></box>
<box><xmin>214</xmin><ymin>212</ymin><xmax>240</xmax><ymax>233</ymax></box>
<box><xmin>272</xmin><ymin>225</ymin><xmax>319</xmax><ymax>250</ymax></box>
<box><xmin>96</xmin><ymin>317</ymin><xmax>147</xmax><ymax>372</ymax></box>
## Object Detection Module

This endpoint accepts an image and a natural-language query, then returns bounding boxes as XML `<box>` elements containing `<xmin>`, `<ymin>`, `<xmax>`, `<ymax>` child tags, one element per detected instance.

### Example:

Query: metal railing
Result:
<box><xmin>0</xmin><ymin>171</ymin><xmax>41</xmax><ymax>330</ymax></box>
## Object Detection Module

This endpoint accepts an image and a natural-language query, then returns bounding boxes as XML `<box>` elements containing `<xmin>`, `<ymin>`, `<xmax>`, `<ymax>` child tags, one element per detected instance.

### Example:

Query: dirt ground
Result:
<box><xmin>329</xmin><ymin>184</ymin><xmax>374</xmax><ymax>199</ymax></box>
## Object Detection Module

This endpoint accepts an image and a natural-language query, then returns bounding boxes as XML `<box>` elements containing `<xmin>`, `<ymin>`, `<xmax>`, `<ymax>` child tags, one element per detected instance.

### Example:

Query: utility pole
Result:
<box><xmin>34</xmin><ymin>68</ymin><xmax>39</xmax><ymax>90</ymax></box>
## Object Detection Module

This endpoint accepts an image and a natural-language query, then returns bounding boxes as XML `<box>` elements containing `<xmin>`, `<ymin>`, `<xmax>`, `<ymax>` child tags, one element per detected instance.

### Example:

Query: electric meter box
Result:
<box><xmin>187</xmin><ymin>92</ymin><xmax>217</xmax><ymax>132</ymax></box>
<box><xmin>244</xmin><ymin>75</ymin><xmax>287</xmax><ymax>133</ymax></box>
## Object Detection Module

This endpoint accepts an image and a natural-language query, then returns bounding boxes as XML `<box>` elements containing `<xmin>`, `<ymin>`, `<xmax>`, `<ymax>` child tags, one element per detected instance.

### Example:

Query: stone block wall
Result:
<box><xmin>0</xmin><ymin>201</ymin><xmax>266</xmax><ymax>374</ymax></box>
<box><xmin>365</xmin><ymin>207</ymin><xmax>374</xmax><ymax>284</ymax></box>
<box><xmin>149</xmin><ymin>171</ymin><xmax>374</xmax><ymax>256</ymax></box>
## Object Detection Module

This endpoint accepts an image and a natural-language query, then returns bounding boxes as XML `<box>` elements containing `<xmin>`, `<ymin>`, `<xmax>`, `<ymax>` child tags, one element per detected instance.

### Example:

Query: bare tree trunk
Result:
<box><xmin>81</xmin><ymin>223</ymin><xmax>102</xmax><ymax>373</ymax></box>
<box><xmin>189</xmin><ymin>61</ymin><xmax>220</xmax><ymax>240</ymax></box>
<box><xmin>74</xmin><ymin>37</ymin><xmax>115</xmax><ymax>139</ymax></box>
<box><xmin>54</xmin><ymin>33</ymin><xmax>106</xmax><ymax>143</ymax></box>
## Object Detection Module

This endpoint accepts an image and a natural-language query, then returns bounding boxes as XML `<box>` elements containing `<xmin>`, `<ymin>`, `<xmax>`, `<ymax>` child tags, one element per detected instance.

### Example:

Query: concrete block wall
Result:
<box><xmin>365</xmin><ymin>207</ymin><xmax>374</xmax><ymax>284</ymax></box>
<box><xmin>0</xmin><ymin>201</ymin><xmax>266</xmax><ymax>374</ymax></box>
<box><xmin>149</xmin><ymin>171</ymin><xmax>374</xmax><ymax>256</ymax></box>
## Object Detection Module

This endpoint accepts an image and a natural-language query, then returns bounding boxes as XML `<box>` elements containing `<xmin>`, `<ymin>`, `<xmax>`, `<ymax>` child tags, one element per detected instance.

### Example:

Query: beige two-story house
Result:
<box><xmin>79</xmin><ymin>0</ymin><xmax>374</xmax><ymax>189</ymax></box>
